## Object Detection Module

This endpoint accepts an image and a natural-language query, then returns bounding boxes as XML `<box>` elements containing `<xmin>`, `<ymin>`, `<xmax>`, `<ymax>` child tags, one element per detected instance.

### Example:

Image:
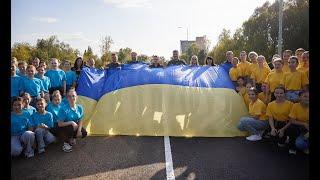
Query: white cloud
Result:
<box><xmin>32</xmin><ymin>17</ymin><xmax>58</xmax><ymax>23</ymax></box>
<box><xmin>103</xmin><ymin>0</ymin><xmax>151</xmax><ymax>8</ymax></box>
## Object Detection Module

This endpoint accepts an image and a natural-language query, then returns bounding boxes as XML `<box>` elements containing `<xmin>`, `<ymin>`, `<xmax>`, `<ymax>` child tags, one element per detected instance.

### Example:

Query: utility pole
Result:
<box><xmin>278</xmin><ymin>0</ymin><xmax>283</xmax><ymax>56</ymax></box>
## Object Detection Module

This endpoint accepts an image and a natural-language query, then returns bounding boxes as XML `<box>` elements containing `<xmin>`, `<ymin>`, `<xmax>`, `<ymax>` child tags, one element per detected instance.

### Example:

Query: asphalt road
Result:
<box><xmin>11</xmin><ymin>136</ymin><xmax>308</xmax><ymax>180</ymax></box>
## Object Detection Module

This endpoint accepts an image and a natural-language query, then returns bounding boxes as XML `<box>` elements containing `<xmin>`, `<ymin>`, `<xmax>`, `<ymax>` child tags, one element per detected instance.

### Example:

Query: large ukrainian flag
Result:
<box><xmin>76</xmin><ymin>63</ymin><xmax>248</xmax><ymax>137</ymax></box>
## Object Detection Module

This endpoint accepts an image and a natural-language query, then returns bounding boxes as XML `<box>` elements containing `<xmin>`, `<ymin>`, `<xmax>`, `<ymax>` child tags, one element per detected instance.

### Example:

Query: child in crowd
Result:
<box><xmin>36</xmin><ymin>66</ymin><xmax>51</xmax><ymax>103</ymax></box>
<box><xmin>21</xmin><ymin>92</ymin><xmax>37</xmax><ymax>117</ymax></box>
<box><xmin>17</xmin><ymin>61</ymin><xmax>27</xmax><ymax>77</ymax></box>
<box><xmin>250</xmin><ymin>55</ymin><xmax>271</xmax><ymax>92</ymax></box>
<box><xmin>11</xmin><ymin>97</ymin><xmax>35</xmax><ymax>158</ymax></box>
<box><xmin>46</xmin><ymin>90</ymin><xmax>63</xmax><ymax>124</ymax></box>
<box><xmin>285</xmin><ymin>90</ymin><xmax>309</xmax><ymax>155</ymax></box>
<box><xmin>45</xmin><ymin>58</ymin><xmax>67</xmax><ymax>97</ymax></box>
<box><xmin>295</xmin><ymin>48</ymin><xmax>305</xmax><ymax>69</ymax></box>
<box><xmin>266</xmin><ymin>86</ymin><xmax>293</xmax><ymax>147</ymax></box>
<box><xmin>264</xmin><ymin>58</ymin><xmax>284</xmax><ymax>101</ymax></box>
<box><xmin>242</xmin><ymin>81</ymin><xmax>253</xmax><ymax>109</ymax></box>
<box><xmin>237</xmin><ymin>87</ymin><xmax>269</xmax><ymax>141</ymax></box>
<box><xmin>235</xmin><ymin>76</ymin><xmax>246</xmax><ymax>95</ymax></box>
<box><xmin>280</xmin><ymin>56</ymin><xmax>308</xmax><ymax>102</ymax></box>
<box><xmin>11</xmin><ymin>63</ymin><xmax>22</xmax><ymax>100</ymax></box>
<box><xmin>39</xmin><ymin>60</ymin><xmax>48</xmax><ymax>70</ymax></box>
<box><xmin>297</xmin><ymin>51</ymin><xmax>309</xmax><ymax>79</ymax></box>
<box><xmin>20</xmin><ymin>65</ymin><xmax>45</xmax><ymax>107</ymax></box>
<box><xmin>229</xmin><ymin>57</ymin><xmax>240</xmax><ymax>88</ymax></box>
<box><xmin>57</xmin><ymin>88</ymin><xmax>87</xmax><ymax>152</ymax></box>
<box><xmin>237</xmin><ymin>51</ymin><xmax>251</xmax><ymax>83</ymax></box>
<box><xmin>32</xmin><ymin>98</ymin><xmax>56</xmax><ymax>154</ymax></box>
<box><xmin>62</xmin><ymin>60</ymin><xmax>77</xmax><ymax>92</ymax></box>
<box><xmin>281</xmin><ymin>50</ymin><xmax>292</xmax><ymax>73</ymax></box>
<box><xmin>258</xmin><ymin>82</ymin><xmax>272</xmax><ymax>105</ymax></box>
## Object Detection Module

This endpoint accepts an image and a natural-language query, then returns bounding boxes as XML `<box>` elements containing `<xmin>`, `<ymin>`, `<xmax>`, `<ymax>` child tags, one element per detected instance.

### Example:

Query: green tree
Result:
<box><xmin>11</xmin><ymin>42</ymin><xmax>34</xmax><ymax>62</ymax></box>
<box><xmin>118</xmin><ymin>47</ymin><xmax>132</xmax><ymax>63</ymax></box>
<box><xmin>100</xmin><ymin>35</ymin><xmax>113</xmax><ymax>64</ymax></box>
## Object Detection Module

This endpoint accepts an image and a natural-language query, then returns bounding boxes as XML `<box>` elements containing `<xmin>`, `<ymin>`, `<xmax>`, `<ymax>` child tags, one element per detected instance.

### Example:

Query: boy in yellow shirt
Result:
<box><xmin>297</xmin><ymin>51</ymin><xmax>309</xmax><ymax>79</ymax></box>
<box><xmin>285</xmin><ymin>90</ymin><xmax>309</xmax><ymax>155</ymax></box>
<box><xmin>237</xmin><ymin>51</ymin><xmax>251</xmax><ymax>83</ymax></box>
<box><xmin>280</xmin><ymin>56</ymin><xmax>309</xmax><ymax>102</ymax></box>
<box><xmin>237</xmin><ymin>87</ymin><xmax>269</xmax><ymax>141</ymax></box>
<box><xmin>295</xmin><ymin>48</ymin><xmax>305</xmax><ymax>69</ymax></box>
<box><xmin>229</xmin><ymin>57</ymin><xmax>240</xmax><ymax>88</ymax></box>
<box><xmin>266</xmin><ymin>86</ymin><xmax>294</xmax><ymax>147</ymax></box>
<box><xmin>281</xmin><ymin>50</ymin><xmax>292</xmax><ymax>73</ymax></box>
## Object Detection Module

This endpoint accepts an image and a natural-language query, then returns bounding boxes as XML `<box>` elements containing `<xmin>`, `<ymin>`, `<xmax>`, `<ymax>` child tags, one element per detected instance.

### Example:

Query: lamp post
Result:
<box><xmin>277</xmin><ymin>0</ymin><xmax>283</xmax><ymax>56</ymax></box>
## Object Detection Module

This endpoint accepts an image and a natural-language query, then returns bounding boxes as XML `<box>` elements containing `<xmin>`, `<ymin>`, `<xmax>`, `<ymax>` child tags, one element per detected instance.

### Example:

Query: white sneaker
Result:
<box><xmin>38</xmin><ymin>148</ymin><xmax>45</xmax><ymax>154</ymax></box>
<box><xmin>62</xmin><ymin>142</ymin><xmax>72</xmax><ymax>153</ymax></box>
<box><xmin>289</xmin><ymin>149</ymin><xmax>297</xmax><ymax>155</ymax></box>
<box><xmin>246</xmin><ymin>135</ymin><xmax>262</xmax><ymax>141</ymax></box>
<box><xmin>25</xmin><ymin>152</ymin><xmax>34</xmax><ymax>158</ymax></box>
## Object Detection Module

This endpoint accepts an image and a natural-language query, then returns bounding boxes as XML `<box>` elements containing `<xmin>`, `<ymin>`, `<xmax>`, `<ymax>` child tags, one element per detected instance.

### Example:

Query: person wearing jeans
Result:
<box><xmin>237</xmin><ymin>87</ymin><xmax>269</xmax><ymax>141</ymax></box>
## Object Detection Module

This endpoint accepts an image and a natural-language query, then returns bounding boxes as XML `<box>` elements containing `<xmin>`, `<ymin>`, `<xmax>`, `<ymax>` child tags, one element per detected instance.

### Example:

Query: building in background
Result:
<box><xmin>180</xmin><ymin>35</ymin><xmax>208</xmax><ymax>54</ymax></box>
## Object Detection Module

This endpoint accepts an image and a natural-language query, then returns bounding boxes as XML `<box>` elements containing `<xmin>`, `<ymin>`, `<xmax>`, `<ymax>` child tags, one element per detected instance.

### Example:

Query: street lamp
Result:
<box><xmin>277</xmin><ymin>0</ymin><xmax>283</xmax><ymax>56</ymax></box>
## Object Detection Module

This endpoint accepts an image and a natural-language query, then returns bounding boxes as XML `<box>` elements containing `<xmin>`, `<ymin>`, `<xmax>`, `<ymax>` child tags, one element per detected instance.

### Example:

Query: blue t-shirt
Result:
<box><xmin>65</xmin><ymin>70</ymin><xmax>77</xmax><ymax>86</ymax></box>
<box><xmin>17</xmin><ymin>72</ymin><xmax>27</xmax><ymax>77</ymax></box>
<box><xmin>61</xmin><ymin>97</ymin><xmax>68</xmax><ymax>106</ymax></box>
<box><xmin>45</xmin><ymin>69</ymin><xmax>66</xmax><ymax>88</ymax></box>
<box><xmin>11</xmin><ymin>112</ymin><xmax>32</xmax><ymax>136</ymax></box>
<box><xmin>23</xmin><ymin>106</ymin><xmax>37</xmax><ymax>117</ymax></box>
<box><xmin>21</xmin><ymin>77</ymin><xmax>44</xmax><ymax>97</ymax></box>
<box><xmin>11</xmin><ymin>75</ymin><xmax>22</xmax><ymax>97</ymax></box>
<box><xmin>31</xmin><ymin>111</ymin><xmax>54</xmax><ymax>128</ymax></box>
<box><xmin>46</xmin><ymin>102</ymin><xmax>61</xmax><ymax>124</ymax></box>
<box><xmin>57</xmin><ymin>103</ymin><xmax>84</xmax><ymax>122</ymax></box>
<box><xmin>35</xmin><ymin>75</ymin><xmax>51</xmax><ymax>93</ymax></box>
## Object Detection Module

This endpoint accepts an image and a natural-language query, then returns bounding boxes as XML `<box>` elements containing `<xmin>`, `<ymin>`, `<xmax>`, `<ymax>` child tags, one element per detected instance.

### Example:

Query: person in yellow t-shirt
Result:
<box><xmin>251</xmin><ymin>55</ymin><xmax>271</xmax><ymax>92</ymax></box>
<box><xmin>281</xmin><ymin>49</ymin><xmax>292</xmax><ymax>73</ymax></box>
<box><xmin>280</xmin><ymin>56</ymin><xmax>309</xmax><ymax>102</ymax></box>
<box><xmin>237</xmin><ymin>51</ymin><xmax>251</xmax><ymax>83</ymax></box>
<box><xmin>229</xmin><ymin>57</ymin><xmax>240</xmax><ymax>88</ymax></box>
<box><xmin>237</xmin><ymin>87</ymin><xmax>269</xmax><ymax>141</ymax></box>
<box><xmin>295</xmin><ymin>48</ymin><xmax>305</xmax><ymax>69</ymax></box>
<box><xmin>285</xmin><ymin>90</ymin><xmax>309</xmax><ymax>155</ymax></box>
<box><xmin>266</xmin><ymin>86</ymin><xmax>294</xmax><ymax>147</ymax></box>
<box><xmin>269</xmin><ymin>54</ymin><xmax>281</xmax><ymax>72</ymax></box>
<box><xmin>241</xmin><ymin>81</ymin><xmax>253</xmax><ymax>110</ymax></box>
<box><xmin>297</xmin><ymin>51</ymin><xmax>309</xmax><ymax>79</ymax></box>
<box><xmin>258</xmin><ymin>82</ymin><xmax>272</xmax><ymax>105</ymax></box>
<box><xmin>264</xmin><ymin>58</ymin><xmax>285</xmax><ymax>101</ymax></box>
<box><xmin>248</xmin><ymin>51</ymin><xmax>259</xmax><ymax>79</ymax></box>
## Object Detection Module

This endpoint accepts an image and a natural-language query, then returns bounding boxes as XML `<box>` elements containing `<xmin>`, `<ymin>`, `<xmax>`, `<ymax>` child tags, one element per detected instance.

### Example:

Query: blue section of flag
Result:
<box><xmin>77</xmin><ymin>63</ymin><xmax>234</xmax><ymax>101</ymax></box>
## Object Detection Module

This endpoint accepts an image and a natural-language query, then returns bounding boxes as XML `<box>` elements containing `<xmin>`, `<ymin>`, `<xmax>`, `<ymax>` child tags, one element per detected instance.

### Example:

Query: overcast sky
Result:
<box><xmin>11</xmin><ymin>0</ymin><xmax>276</xmax><ymax>59</ymax></box>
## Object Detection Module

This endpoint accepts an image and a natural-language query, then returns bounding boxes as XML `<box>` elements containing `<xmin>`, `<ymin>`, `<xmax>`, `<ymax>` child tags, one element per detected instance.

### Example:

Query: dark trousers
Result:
<box><xmin>285</xmin><ymin>124</ymin><xmax>308</xmax><ymax>150</ymax></box>
<box><xmin>266</xmin><ymin>120</ymin><xmax>287</xmax><ymax>144</ymax></box>
<box><xmin>50</xmin><ymin>124</ymin><xmax>87</xmax><ymax>143</ymax></box>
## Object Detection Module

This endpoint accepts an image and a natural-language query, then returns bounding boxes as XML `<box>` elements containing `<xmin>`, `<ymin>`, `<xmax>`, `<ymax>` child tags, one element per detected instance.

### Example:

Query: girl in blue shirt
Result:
<box><xmin>62</xmin><ymin>60</ymin><xmax>77</xmax><ymax>92</ymax></box>
<box><xmin>11</xmin><ymin>97</ymin><xmax>35</xmax><ymax>158</ymax></box>
<box><xmin>36</xmin><ymin>66</ymin><xmax>51</xmax><ymax>103</ymax></box>
<box><xmin>21</xmin><ymin>65</ymin><xmax>45</xmax><ymax>107</ymax></box>
<box><xmin>32</xmin><ymin>98</ymin><xmax>56</xmax><ymax>154</ymax></box>
<box><xmin>21</xmin><ymin>92</ymin><xmax>37</xmax><ymax>117</ymax></box>
<box><xmin>45</xmin><ymin>58</ymin><xmax>67</xmax><ymax>97</ymax></box>
<box><xmin>57</xmin><ymin>88</ymin><xmax>87</xmax><ymax>152</ymax></box>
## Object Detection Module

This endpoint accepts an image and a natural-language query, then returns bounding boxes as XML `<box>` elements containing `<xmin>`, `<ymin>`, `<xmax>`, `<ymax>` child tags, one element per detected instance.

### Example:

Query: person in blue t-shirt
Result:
<box><xmin>21</xmin><ymin>92</ymin><xmax>37</xmax><ymax>117</ymax></box>
<box><xmin>11</xmin><ymin>97</ymin><xmax>35</xmax><ymax>158</ymax></box>
<box><xmin>45</xmin><ymin>58</ymin><xmax>67</xmax><ymax>97</ymax></box>
<box><xmin>46</xmin><ymin>90</ymin><xmax>62</xmax><ymax>125</ymax></box>
<box><xmin>20</xmin><ymin>65</ymin><xmax>45</xmax><ymax>107</ymax></box>
<box><xmin>11</xmin><ymin>63</ymin><xmax>22</xmax><ymax>101</ymax></box>
<box><xmin>57</xmin><ymin>88</ymin><xmax>87</xmax><ymax>152</ymax></box>
<box><xmin>32</xmin><ymin>98</ymin><xmax>56</xmax><ymax>154</ymax></box>
<box><xmin>62</xmin><ymin>60</ymin><xmax>77</xmax><ymax>92</ymax></box>
<box><xmin>17</xmin><ymin>61</ymin><xmax>27</xmax><ymax>77</ymax></box>
<box><xmin>35</xmin><ymin>65</ymin><xmax>51</xmax><ymax>103</ymax></box>
<box><xmin>220</xmin><ymin>50</ymin><xmax>234</xmax><ymax>72</ymax></box>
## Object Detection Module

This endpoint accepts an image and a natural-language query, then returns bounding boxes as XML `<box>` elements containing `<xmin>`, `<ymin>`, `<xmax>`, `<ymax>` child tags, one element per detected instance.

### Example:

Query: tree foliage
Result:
<box><xmin>118</xmin><ymin>47</ymin><xmax>132</xmax><ymax>63</ymax></box>
<box><xmin>209</xmin><ymin>0</ymin><xmax>309</xmax><ymax>63</ymax></box>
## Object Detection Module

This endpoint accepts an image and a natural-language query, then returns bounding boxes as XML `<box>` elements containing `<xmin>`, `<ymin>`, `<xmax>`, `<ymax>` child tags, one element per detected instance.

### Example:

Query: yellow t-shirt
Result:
<box><xmin>264</xmin><ymin>71</ymin><xmax>285</xmax><ymax>92</ymax></box>
<box><xmin>289</xmin><ymin>103</ymin><xmax>309</xmax><ymax>123</ymax></box>
<box><xmin>248</xmin><ymin>63</ymin><xmax>258</xmax><ymax>77</ymax></box>
<box><xmin>243</xmin><ymin>93</ymin><xmax>250</xmax><ymax>109</ymax></box>
<box><xmin>229</xmin><ymin>67</ymin><xmax>239</xmax><ymax>81</ymax></box>
<box><xmin>282</xmin><ymin>63</ymin><xmax>290</xmax><ymax>73</ymax></box>
<box><xmin>238</xmin><ymin>61</ymin><xmax>251</xmax><ymax>77</ymax></box>
<box><xmin>258</xmin><ymin>92</ymin><xmax>271</xmax><ymax>105</ymax></box>
<box><xmin>280</xmin><ymin>70</ymin><xmax>309</xmax><ymax>91</ymax></box>
<box><xmin>297</xmin><ymin>65</ymin><xmax>309</xmax><ymax>76</ymax></box>
<box><xmin>249</xmin><ymin>99</ymin><xmax>268</xmax><ymax>120</ymax></box>
<box><xmin>250</xmin><ymin>66</ymin><xmax>271</xmax><ymax>84</ymax></box>
<box><xmin>266</xmin><ymin>100</ymin><xmax>293</xmax><ymax>121</ymax></box>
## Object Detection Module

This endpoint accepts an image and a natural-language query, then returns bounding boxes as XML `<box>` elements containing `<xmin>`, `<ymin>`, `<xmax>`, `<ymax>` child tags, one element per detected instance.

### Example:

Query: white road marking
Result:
<box><xmin>164</xmin><ymin>136</ymin><xmax>175</xmax><ymax>180</ymax></box>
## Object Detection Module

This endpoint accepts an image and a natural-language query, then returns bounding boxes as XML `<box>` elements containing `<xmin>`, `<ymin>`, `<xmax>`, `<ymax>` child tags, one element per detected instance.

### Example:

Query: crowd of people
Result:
<box><xmin>10</xmin><ymin>47</ymin><xmax>309</xmax><ymax>158</ymax></box>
